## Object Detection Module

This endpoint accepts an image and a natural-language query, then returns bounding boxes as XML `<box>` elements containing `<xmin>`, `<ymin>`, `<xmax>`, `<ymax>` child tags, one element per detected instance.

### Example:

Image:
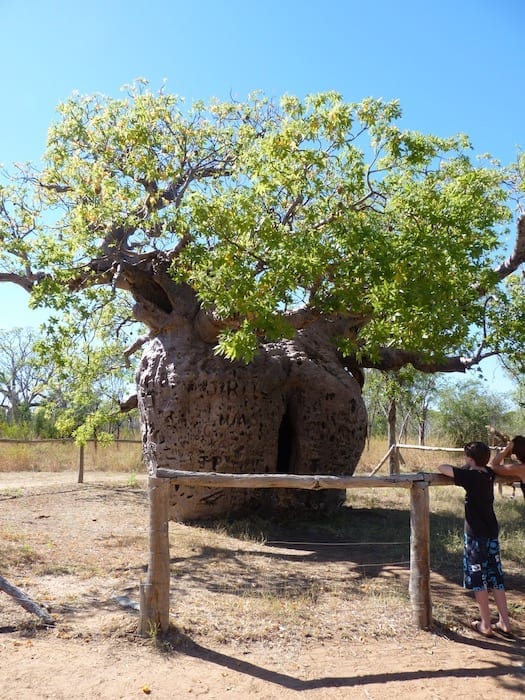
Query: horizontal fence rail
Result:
<box><xmin>156</xmin><ymin>468</ymin><xmax>516</xmax><ymax>489</ymax></box>
<box><xmin>395</xmin><ymin>444</ymin><xmax>466</xmax><ymax>452</ymax></box>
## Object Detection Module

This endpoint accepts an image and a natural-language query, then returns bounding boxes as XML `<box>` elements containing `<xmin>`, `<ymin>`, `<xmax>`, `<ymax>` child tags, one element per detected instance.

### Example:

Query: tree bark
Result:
<box><xmin>418</xmin><ymin>407</ymin><xmax>428</xmax><ymax>446</ymax></box>
<box><xmin>77</xmin><ymin>443</ymin><xmax>85</xmax><ymax>484</ymax></box>
<box><xmin>388</xmin><ymin>399</ymin><xmax>398</xmax><ymax>475</ymax></box>
<box><xmin>136</xmin><ymin>320</ymin><xmax>368</xmax><ymax>521</ymax></box>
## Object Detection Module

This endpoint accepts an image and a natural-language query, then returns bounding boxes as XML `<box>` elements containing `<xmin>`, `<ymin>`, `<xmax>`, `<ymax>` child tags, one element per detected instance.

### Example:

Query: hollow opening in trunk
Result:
<box><xmin>277</xmin><ymin>407</ymin><xmax>294</xmax><ymax>474</ymax></box>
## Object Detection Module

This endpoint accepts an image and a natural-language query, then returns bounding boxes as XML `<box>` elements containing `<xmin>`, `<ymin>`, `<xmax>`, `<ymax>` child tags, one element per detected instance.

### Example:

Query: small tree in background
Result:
<box><xmin>364</xmin><ymin>368</ymin><xmax>441</xmax><ymax>445</ymax></box>
<box><xmin>434</xmin><ymin>378</ymin><xmax>512</xmax><ymax>446</ymax></box>
<box><xmin>0</xmin><ymin>327</ymin><xmax>51</xmax><ymax>432</ymax></box>
<box><xmin>0</xmin><ymin>301</ymin><xmax>138</xmax><ymax>440</ymax></box>
<box><xmin>33</xmin><ymin>299</ymin><xmax>138</xmax><ymax>444</ymax></box>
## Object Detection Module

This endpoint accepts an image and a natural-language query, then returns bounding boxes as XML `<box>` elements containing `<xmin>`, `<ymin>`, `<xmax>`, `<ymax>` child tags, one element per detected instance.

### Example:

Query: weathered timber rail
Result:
<box><xmin>141</xmin><ymin>470</ymin><xmax>516</xmax><ymax>636</ymax></box>
<box><xmin>156</xmin><ymin>468</ymin><xmax>455</xmax><ymax>488</ymax></box>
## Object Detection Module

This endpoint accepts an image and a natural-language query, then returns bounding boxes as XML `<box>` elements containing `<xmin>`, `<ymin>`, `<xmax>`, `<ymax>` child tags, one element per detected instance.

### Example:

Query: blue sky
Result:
<box><xmin>1</xmin><ymin>0</ymin><xmax>523</xmax><ymax>394</ymax></box>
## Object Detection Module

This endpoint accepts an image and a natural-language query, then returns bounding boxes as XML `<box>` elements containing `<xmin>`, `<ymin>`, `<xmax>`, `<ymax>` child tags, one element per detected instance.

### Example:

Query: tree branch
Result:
<box><xmin>0</xmin><ymin>271</ymin><xmax>43</xmax><ymax>292</ymax></box>
<box><xmin>283</xmin><ymin>307</ymin><xmax>369</xmax><ymax>331</ymax></box>
<box><xmin>119</xmin><ymin>393</ymin><xmax>138</xmax><ymax>412</ymax></box>
<box><xmin>494</xmin><ymin>213</ymin><xmax>525</xmax><ymax>280</ymax></box>
<box><xmin>123</xmin><ymin>333</ymin><xmax>151</xmax><ymax>367</ymax></box>
<box><xmin>352</xmin><ymin>347</ymin><xmax>500</xmax><ymax>374</ymax></box>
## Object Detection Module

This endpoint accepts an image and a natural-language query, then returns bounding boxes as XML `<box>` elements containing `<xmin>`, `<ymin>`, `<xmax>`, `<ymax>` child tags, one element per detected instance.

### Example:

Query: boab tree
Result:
<box><xmin>1</xmin><ymin>82</ymin><xmax>524</xmax><ymax>521</ymax></box>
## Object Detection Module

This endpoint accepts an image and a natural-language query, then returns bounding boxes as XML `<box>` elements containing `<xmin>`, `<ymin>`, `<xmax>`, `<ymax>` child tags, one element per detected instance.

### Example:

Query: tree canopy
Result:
<box><xmin>1</xmin><ymin>81</ymin><xmax>524</xmax><ymax>374</ymax></box>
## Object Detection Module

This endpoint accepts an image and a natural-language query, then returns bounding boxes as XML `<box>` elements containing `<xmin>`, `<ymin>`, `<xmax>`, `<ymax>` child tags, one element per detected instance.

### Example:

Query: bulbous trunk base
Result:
<box><xmin>137</xmin><ymin>328</ymin><xmax>367</xmax><ymax>521</ymax></box>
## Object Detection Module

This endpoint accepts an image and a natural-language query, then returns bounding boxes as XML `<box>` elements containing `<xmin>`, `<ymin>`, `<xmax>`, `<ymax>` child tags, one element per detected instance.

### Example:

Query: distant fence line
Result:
<box><xmin>370</xmin><ymin>442</ymin><xmax>505</xmax><ymax>477</ymax></box>
<box><xmin>0</xmin><ymin>438</ymin><xmax>141</xmax><ymax>444</ymax></box>
<box><xmin>0</xmin><ymin>437</ymin><xmax>141</xmax><ymax>483</ymax></box>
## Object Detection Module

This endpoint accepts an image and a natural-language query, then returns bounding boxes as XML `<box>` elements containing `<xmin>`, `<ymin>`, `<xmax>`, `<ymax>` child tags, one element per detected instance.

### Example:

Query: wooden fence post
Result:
<box><xmin>77</xmin><ymin>443</ymin><xmax>85</xmax><ymax>484</ymax></box>
<box><xmin>139</xmin><ymin>476</ymin><xmax>171</xmax><ymax>636</ymax></box>
<box><xmin>409</xmin><ymin>479</ymin><xmax>432</xmax><ymax>629</ymax></box>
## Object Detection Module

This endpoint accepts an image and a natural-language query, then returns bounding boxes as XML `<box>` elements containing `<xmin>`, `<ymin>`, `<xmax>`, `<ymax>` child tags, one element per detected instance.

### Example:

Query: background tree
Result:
<box><xmin>364</xmin><ymin>368</ymin><xmax>441</xmax><ymax>446</ymax></box>
<box><xmin>0</xmin><ymin>83</ymin><xmax>524</xmax><ymax>521</ymax></box>
<box><xmin>33</xmin><ymin>297</ymin><xmax>138</xmax><ymax>444</ymax></box>
<box><xmin>0</xmin><ymin>303</ymin><xmax>137</xmax><ymax>440</ymax></box>
<box><xmin>494</xmin><ymin>273</ymin><xmax>525</xmax><ymax>413</ymax></box>
<box><xmin>491</xmin><ymin>361</ymin><xmax>525</xmax><ymax>436</ymax></box>
<box><xmin>402</xmin><ymin>372</ymin><xmax>441</xmax><ymax>446</ymax></box>
<box><xmin>434</xmin><ymin>378</ymin><xmax>512</xmax><ymax>446</ymax></box>
<box><xmin>363</xmin><ymin>370</ymin><xmax>406</xmax><ymax>473</ymax></box>
<box><xmin>0</xmin><ymin>327</ymin><xmax>50</xmax><ymax>429</ymax></box>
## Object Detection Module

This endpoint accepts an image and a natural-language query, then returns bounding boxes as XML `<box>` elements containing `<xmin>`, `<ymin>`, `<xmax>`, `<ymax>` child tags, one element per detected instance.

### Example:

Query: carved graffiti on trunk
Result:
<box><xmin>137</xmin><ymin>324</ymin><xmax>367</xmax><ymax>521</ymax></box>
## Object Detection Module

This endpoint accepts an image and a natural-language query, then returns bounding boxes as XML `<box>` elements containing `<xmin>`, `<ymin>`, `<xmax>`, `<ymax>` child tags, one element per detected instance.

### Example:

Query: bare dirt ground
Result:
<box><xmin>1</xmin><ymin>471</ymin><xmax>524</xmax><ymax>699</ymax></box>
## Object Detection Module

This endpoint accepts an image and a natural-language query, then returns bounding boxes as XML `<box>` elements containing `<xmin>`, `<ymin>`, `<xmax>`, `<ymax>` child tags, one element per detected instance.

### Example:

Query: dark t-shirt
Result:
<box><xmin>452</xmin><ymin>466</ymin><xmax>499</xmax><ymax>538</ymax></box>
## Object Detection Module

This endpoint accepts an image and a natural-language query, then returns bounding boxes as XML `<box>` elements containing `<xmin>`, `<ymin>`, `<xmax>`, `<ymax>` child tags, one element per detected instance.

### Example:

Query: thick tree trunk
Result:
<box><xmin>136</xmin><ymin>320</ymin><xmax>368</xmax><ymax>521</ymax></box>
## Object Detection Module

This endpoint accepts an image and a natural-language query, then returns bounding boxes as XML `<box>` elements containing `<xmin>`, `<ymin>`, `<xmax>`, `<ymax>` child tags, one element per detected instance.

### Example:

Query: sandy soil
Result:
<box><xmin>1</xmin><ymin>471</ymin><xmax>524</xmax><ymax>699</ymax></box>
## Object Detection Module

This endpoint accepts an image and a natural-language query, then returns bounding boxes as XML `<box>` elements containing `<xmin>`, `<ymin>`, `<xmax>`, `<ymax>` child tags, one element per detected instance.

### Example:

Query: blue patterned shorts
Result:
<box><xmin>463</xmin><ymin>533</ymin><xmax>505</xmax><ymax>591</ymax></box>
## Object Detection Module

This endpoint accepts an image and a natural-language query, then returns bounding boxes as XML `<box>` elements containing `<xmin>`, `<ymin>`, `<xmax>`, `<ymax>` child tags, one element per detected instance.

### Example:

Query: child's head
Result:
<box><xmin>464</xmin><ymin>441</ymin><xmax>491</xmax><ymax>467</ymax></box>
<box><xmin>512</xmin><ymin>435</ymin><xmax>525</xmax><ymax>462</ymax></box>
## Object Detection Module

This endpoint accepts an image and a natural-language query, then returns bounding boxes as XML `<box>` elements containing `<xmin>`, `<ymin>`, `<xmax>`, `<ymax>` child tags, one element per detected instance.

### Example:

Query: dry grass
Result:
<box><xmin>0</xmin><ymin>479</ymin><xmax>417</xmax><ymax>647</ymax></box>
<box><xmin>0</xmin><ymin>439</ymin><xmax>141</xmax><ymax>473</ymax></box>
<box><xmin>0</xmin><ymin>435</ymin><xmax>462</xmax><ymax>475</ymax></box>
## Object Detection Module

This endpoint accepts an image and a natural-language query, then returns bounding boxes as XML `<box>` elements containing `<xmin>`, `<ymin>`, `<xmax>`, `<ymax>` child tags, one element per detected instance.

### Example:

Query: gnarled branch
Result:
<box><xmin>494</xmin><ymin>213</ymin><xmax>525</xmax><ymax>279</ymax></box>
<box><xmin>351</xmin><ymin>347</ymin><xmax>500</xmax><ymax>374</ymax></box>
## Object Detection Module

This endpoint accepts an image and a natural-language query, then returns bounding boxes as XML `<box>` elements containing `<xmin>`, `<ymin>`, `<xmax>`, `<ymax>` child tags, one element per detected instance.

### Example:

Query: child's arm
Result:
<box><xmin>491</xmin><ymin>441</ymin><xmax>514</xmax><ymax>470</ymax></box>
<box><xmin>438</xmin><ymin>463</ymin><xmax>455</xmax><ymax>478</ymax></box>
<box><xmin>491</xmin><ymin>444</ymin><xmax>525</xmax><ymax>479</ymax></box>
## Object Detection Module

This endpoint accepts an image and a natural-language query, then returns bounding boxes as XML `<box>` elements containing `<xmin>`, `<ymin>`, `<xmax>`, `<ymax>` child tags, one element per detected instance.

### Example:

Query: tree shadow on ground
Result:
<box><xmin>157</xmin><ymin>626</ymin><xmax>525</xmax><ymax>694</ymax></box>
<box><xmin>168</xmin><ymin>502</ymin><xmax>525</xmax><ymax>620</ymax></box>
<box><xmin>178</xmin><ymin>504</ymin><xmax>461</xmax><ymax>582</ymax></box>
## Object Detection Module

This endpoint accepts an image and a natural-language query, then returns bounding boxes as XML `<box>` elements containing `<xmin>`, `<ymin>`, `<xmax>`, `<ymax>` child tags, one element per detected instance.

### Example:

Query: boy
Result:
<box><xmin>491</xmin><ymin>435</ymin><xmax>525</xmax><ymax>498</ymax></box>
<box><xmin>439</xmin><ymin>441</ymin><xmax>513</xmax><ymax>638</ymax></box>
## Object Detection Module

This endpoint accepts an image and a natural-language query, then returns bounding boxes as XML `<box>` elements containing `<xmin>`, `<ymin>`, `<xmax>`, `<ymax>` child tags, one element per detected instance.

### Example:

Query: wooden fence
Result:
<box><xmin>370</xmin><ymin>442</ymin><xmax>498</xmax><ymax>476</ymax></box>
<box><xmin>2</xmin><ymin>438</ymin><xmax>514</xmax><ymax>635</ymax></box>
<box><xmin>140</xmin><ymin>465</ymin><xmax>517</xmax><ymax>636</ymax></box>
